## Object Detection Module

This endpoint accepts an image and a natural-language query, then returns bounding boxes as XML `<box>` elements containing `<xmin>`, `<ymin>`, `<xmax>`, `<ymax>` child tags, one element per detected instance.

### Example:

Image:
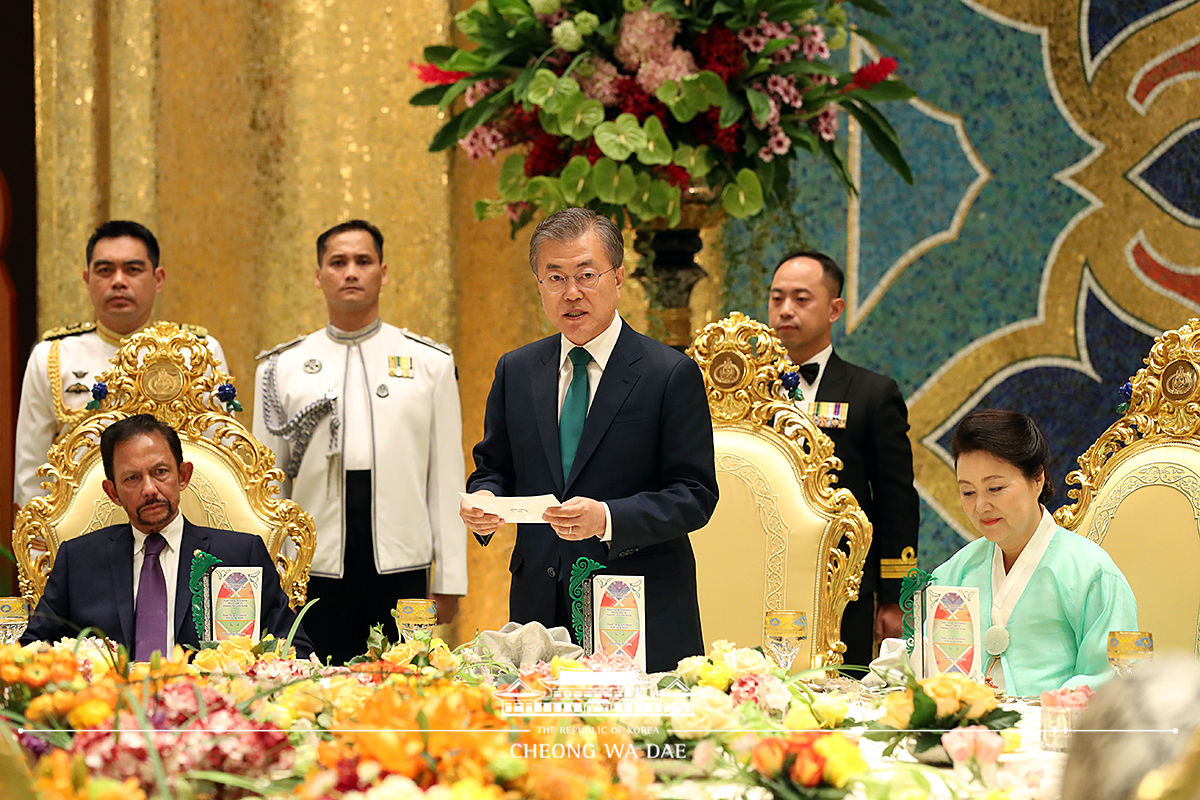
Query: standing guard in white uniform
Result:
<box><xmin>252</xmin><ymin>220</ymin><xmax>467</xmax><ymax>664</ymax></box>
<box><xmin>14</xmin><ymin>220</ymin><xmax>227</xmax><ymax>507</ymax></box>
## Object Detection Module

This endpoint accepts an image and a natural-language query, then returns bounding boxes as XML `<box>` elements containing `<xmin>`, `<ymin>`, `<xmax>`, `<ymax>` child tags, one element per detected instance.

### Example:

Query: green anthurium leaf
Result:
<box><xmin>559</xmin><ymin>155</ymin><xmax>594</xmax><ymax>203</ymax></box>
<box><xmin>527</xmin><ymin>176</ymin><xmax>566</xmax><ymax>212</ymax></box>
<box><xmin>694</xmin><ymin>71</ymin><xmax>728</xmax><ymax>105</ymax></box>
<box><xmin>442</xmin><ymin>49</ymin><xmax>490</xmax><ymax>72</ymax></box>
<box><xmin>628</xmin><ymin>171</ymin><xmax>655</xmax><ymax>218</ymax></box>
<box><xmin>544</xmin><ymin>76</ymin><xmax>581</xmax><ymax>114</ymax></box>
<box><xmin>525</xmin><ymin>68</ymin><xmax>561</xmax><ymax>107</ymax></box>
<box><xmin>745</xmin><ymin>88</ymin><xmax>771</xmax><ymax>127</ymax></box>
<box><xmin>490</xmin><ymin>0</ymin><xmax>533</xmax><ymax>16</ymax></box>
<box><xmin>538</xmin><ymin>107</ymin><xmax>563</xmax><ymax>136</ymax></box>
<box><xmin>636</xmin><ymin>116</ymin><xmax>673</xmax><ymax>165</ymax></box>
<box><xmin>498</xmin><ymin>153</ymin><xmax>529</xmax><ymax>201</ymax></box>
<box><xmin>656</xmin><ymin>80</ymin><xmax>681</xmax><ymax>105</ymax></box>
<box><xmin>720</xmin><ymin>168</ymin><xmax>764</xmax><ymax>217</ymax></box>
<box><xmin>559</xmin><ymin>93</ymin><xmax>605</xmax><ymax>140</ymax></box>
<box><xmin>672</xmin><ymin>144</ymin><xmax>713</xmax><ymax>178</ymax></box>
<box><xmin>593</xmin><ymin>113</ymin><xmax>646</xmax><ymax>162</ymax></box>
<box><xmin>648</xmin><ymin>179</ymin><xmax>680</xmax><ymax>220</ymax></box>
<box><xmin>681</xmin><ymin>77</ymin><xmax>709</xmax><ymax>115</ymax></box>
<box><xmin>591</xmin><ymin>157</ymin><xmax>637</xmax><ymax>204</ymax></box>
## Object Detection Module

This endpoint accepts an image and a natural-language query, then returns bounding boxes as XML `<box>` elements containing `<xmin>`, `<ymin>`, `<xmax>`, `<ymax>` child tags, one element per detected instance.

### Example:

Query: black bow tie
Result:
<box><xmin>797</xmin><ymin>362</ymin><xmax>820</xmax><ymax>383</ymax></box>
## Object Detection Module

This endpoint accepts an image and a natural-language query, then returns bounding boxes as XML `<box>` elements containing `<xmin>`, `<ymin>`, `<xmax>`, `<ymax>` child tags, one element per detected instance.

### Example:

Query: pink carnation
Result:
<box><xmin>615</xmin><ymin>7</ymin><xmax>681</xmax><ymax>70</ymax></box>
<box><xmin>1041</xmin><ymin>685</ymin><xmax>1094</xmax><ymax>709</ymax></box>
<box><xmin>636</xmin><ymin>48</ymin><xmax>698</xmax><ymax>95</ymax></box>
<box><xmin>581</xmin><ymin>650</ymin><xmax>638</xmax><ymax>672</ymax></box>
<box><xmin>458</xmin><ymin>123</ymin><xmax>508</xmax><ymax>160</ymax></box>
<box><xmin>729</xmin><ymin>673</ymin><xmax>790</xmax><ymax>712</ymax></box>
<box><xmin>578</xmin><ymin>56</ymin><xmax>621</xmax><ymax>106</ymax></box>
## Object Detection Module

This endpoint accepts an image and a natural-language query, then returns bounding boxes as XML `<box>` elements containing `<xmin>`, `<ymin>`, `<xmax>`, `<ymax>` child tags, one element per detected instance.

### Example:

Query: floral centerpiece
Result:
<box><xmin>866</xmin><ymin>672</ymin><xmax>1020</xmax><ymax>759</ymax></box>
<box><xmin>412</xmin><ymin>0</ymin><xmax>916</xmax><ymax>233</ymax></box>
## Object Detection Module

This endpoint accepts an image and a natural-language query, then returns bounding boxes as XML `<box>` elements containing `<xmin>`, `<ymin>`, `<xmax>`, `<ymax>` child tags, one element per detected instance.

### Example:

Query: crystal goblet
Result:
<box><xmin>763</xmin><ymin>610</ymin><xmax>808</xmax><ymax>672</ymax></box>
<box><xmin>395</xmin><ymin>598</ymin><xmax>438</xmax><ymax>642</ymax></box>
<box><xmin>0</xmin><ymin>597</ymin><xmax>28</xmax><ymax>646</ymax></box>
<box><xmin>1107</xmin><ymin>630</ymin><xmax>1153</xmax><ymax>676</ymax></box>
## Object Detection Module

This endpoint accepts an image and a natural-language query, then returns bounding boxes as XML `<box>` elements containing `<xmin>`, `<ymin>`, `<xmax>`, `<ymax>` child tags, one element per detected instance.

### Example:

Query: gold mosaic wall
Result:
<box><xmin>35</xmin><ymin>0</ymin><xmax>724</xmax><ymax>643</ymax></box>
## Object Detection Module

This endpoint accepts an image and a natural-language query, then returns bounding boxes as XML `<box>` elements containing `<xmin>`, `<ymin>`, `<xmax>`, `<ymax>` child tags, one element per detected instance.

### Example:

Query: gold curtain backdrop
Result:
<box><xmin>32</xmin><ymin>0</ymin><xmax>725</xmax><ymax>643</ymax></box>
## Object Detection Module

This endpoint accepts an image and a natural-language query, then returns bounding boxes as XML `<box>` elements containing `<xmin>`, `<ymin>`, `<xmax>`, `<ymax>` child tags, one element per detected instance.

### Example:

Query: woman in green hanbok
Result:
<box><xmin>932</xmin><ymin>409</ymin><xmax>1138</xmax><ymax>697</ymax></box>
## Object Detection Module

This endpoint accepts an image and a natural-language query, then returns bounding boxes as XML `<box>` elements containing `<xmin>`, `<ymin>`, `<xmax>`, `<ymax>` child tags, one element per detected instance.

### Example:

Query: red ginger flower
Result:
<box><xmin>850</xmin><ymin>56</ymin><xmax>898</xmax><ymax>89</ymax></box>
<box><xmin>410</xmin><ymin>61</ymin><xmax>471</xmax><ymax>84</ymax></box>
<box><xmin>694</xmin><ymin>27</ymin><xmax>747</xmax><ymax>82</ymax></box>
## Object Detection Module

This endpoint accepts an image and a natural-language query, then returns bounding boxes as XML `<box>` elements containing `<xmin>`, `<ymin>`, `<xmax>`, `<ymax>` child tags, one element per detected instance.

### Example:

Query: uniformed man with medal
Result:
<box><xmin>13</xmin><ymin>220</ymin><xmax>227</xmax><ymax>508</ymax></box>
<box><xmin>768</xmin><ymin>251</ymin><xmax>919</xmax><ymax>669</ymax></box>
<box><xmin>252</xmin><ymin>220</ymin><xmax>467</xmax><ymax>664</ymax></box>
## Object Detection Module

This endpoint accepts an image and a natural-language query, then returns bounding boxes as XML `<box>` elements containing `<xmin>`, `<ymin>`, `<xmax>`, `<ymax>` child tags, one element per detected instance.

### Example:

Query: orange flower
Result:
<box><xmin>52</xmin><ymin>689</ymin><xmax>77</xmax><ymax>715</ymax></box>
<box><xmin>22</xmin><ymin>662</ymin><xmax>51</xmax><ymax>688</ymax></box>
<box><xmin>0</xmin><ymin>663</ymin><xmax>21</xmax><ymax>683</ymax></box>
<box><xmin>750</xmin><ymin>737</ymin><xmax>787</xmax><ymax>777</ymax></box>
<box><xmin>26</xmin><ymin>693</ymin><xmax>57</xmax><ymax>722</ymax></box>
<box><xmin>787</xmin><ymin>744</ymin><xmax>826</xmax><ymax>788</ymax></box>
<box><xmin>67</xmin><ymin>698</ymin><xmax>114</xmax><ymax>729</ymax></box>
<box><xmin>49</xmin><ymin>659</ymin><xmax>77</xmax><ymax>684</ymax></box>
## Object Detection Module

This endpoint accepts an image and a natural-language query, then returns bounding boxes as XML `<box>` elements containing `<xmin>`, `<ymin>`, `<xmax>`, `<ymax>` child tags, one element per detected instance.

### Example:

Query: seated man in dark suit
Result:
<box><xmin>22</xmin><ymin>413</ymin><xmax>314</xmax><ymax>659</ymax></box>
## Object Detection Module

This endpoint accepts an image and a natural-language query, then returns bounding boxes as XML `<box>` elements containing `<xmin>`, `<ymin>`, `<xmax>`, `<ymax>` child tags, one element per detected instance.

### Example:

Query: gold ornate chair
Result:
<box><xmin>13</xmin><ymin>322</ymin><xmax>315</xmax><ymax>611</ymax></box>
<box><xmin>687</xmin><ymin>313</ymin><xmax>872</xmax><ymax>668</ymax></box>
<box><xmin>1055</xmin><ymin>319</ymin><xmax>1200</xmax><ymax>656</ymax></box>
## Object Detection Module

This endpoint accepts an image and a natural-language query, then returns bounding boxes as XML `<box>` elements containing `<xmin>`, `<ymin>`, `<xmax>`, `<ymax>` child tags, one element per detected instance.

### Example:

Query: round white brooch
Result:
<box><xmin>984</xmin><ymin>625</ymin><xmax>1010</xmax><ymax>656</ymax></box>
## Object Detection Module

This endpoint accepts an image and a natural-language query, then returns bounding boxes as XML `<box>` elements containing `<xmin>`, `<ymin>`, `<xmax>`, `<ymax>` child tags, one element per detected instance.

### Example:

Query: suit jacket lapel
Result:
<box><xmin>108</xmin><ymin>525</ymin><xmax>136</xmax><ymax>645</ymax></box>
<box><xmin>175</xmin><ymin>519</ymin><xmax>209</xmax><ymax>645</ymax></box>
<box><xmin>532</xmin><ymin>338</ymin><xmax>566</xmax><ymax>495</ymax></box>
<box><xmin>815</xmin><ymin>351</ymin><xmax>851</xmax><ymax>402</ymax></box>
<box><xmin>565</xmin><ymin>325</ymin><xmax>642</xmax><ymax>492</ymax></box>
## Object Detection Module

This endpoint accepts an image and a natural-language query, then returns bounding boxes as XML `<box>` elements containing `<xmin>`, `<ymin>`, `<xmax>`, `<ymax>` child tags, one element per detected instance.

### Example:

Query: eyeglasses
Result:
<box><xmin>537</xmin><ymin>266</ymin><xmax>617</xmax><ymax>293</ymax></box>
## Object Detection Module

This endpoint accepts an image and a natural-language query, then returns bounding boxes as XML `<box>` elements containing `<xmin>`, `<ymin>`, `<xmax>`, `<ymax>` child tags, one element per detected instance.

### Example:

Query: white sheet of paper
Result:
<box><xmin>458</xmin><ymin>492</ymin><xmax>562</xmax><ymax>523</ymax></box>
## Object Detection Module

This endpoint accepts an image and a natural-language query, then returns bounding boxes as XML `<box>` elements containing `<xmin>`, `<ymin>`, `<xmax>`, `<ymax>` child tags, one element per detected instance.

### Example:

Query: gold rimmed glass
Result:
<box><xmin>395</xmin><ymin>599</ymin><xmax>438</xmax><ymax>642</ymax></box>
<box><xmin>1107</xmin><ymin>630</ymin><xmax>1153</xmax><ymax>676</ymax></box>
<box><xmin>0</xmin><ymin>597</ymin><xmax>28</xmax><ymax>645</ymax></box>
<box><xmin>763</xmin><ymin>610</ymin><xmax>808</xmax><ymax>672</ymax></box>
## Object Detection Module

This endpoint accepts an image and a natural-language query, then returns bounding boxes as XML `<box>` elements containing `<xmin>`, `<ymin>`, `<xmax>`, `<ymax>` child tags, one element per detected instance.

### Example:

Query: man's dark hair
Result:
<box><xmin>316</xmin><ymin>219</ymin><xmax>384</xmax><ymax>264</ymax></box>
<box><xmin>951</xmin><ymin>409</ymin><xmax>1055</xmax><ymax>505</ymax></box>
<box><xmin>86</xmin><ymin>220</ymin><xmax>161</xmax><ymax>269</ymax></box>
<box><xmin>528</xmin><ymin>207</ymin><xmax>624</xmax><ymax>275</ymax></box>
<box><xmin>100</xmin><ymin>414</ymin><xmax>184</xmax><ymax>482</ymax></box>
<box><xmin>773</xmin><ymin>250</ymin><xmax>844</xmax><ymax>297</ymax></box>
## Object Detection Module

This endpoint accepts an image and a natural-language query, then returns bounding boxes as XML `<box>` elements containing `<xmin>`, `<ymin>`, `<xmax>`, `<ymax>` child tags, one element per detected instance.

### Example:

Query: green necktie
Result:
<box><xmin>560</xmin><ymin>346</ymin><xmax>592</xmax><ymax>480</ymax></box>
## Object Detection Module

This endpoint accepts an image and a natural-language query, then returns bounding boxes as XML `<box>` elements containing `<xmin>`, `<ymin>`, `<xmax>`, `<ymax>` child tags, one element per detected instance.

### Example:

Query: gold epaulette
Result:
<box><xmin>880</xmin><ymin>546</ymin><xmax>918</xmax><ymax>580</ymax></box>
<box><xmin>403</xmin><ymin>329</ymin><xmax>451</xmax><ymax>355</ymax></box>
<box><xmin>179</xmin><ymin>322</ymin><xmax>209</xmax><ymax>339</ymax></box>
<box><xmin>41</xmin><ymin>321</ymin><xmax>96</xmax><ymax>341</ymax></box>
<box><xmin>255</xmin><ymin>334</ymin><xmax>305</xmax><ymax>361</ymax></box>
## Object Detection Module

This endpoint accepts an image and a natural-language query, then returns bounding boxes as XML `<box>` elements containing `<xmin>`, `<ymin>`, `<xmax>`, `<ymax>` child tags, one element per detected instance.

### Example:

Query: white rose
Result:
<box><xmin>675</xmin><ymin>655</ymin><xmax>709</xmax><ymax>684</ymax></box>
<box><xmin>671</xmin><ymin>686</ymin><xmax>736</xmax><ymax>740</ymax></box>
<box><xmin>724</xmin><ymin>647</ymin><xmax>772</xmax><ymax>679</ymax></box>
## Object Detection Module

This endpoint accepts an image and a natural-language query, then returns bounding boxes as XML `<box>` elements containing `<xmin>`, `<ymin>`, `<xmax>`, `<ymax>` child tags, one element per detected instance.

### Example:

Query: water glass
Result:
<box><xmin>763</xmin><ymin>610</ymin><xmax>807</xmax><ymax>672</ymax></box>
<box><xmin>1106</xmin><ymin>631</ymin><xmax>1153</xmax><ymax>676</ymax></box>
<box><xmin>0</xmin><ymin>597</ymin><xmax>28</xmax><ymax>645</ymax></box>
<box><xmin>395</xmin><ymin>598</ymin><xmax>437</xmax><ymax>642</ymax></box>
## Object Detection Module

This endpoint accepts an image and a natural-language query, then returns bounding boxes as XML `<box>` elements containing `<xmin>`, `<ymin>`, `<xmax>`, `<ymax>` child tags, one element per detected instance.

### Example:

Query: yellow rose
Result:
<box><xmin>879</xmin><ymin>690</ymin><xmax>914</xmax><ymax>730</ymax></box>
<box><xmin>429</xmin><ymin>645</ymin><xmax>458</xmax><ymax>672</ymax></box>
<box><xmin>670</xmin><ymin>685</ymin><xmax>735</xmax><ymax>740</ymax></box>
<box><xmin>550</xmin><ymin>656</ymin><xmax>584</xmax><ymax>677</ymax></box>
<box><xmin>921</xmin><ymin>673</ymin><xmax>964</xmax><ymax>719</ymax></box>
<box><xmin>698</xmin><ymin>661</ymin><xmax>733</xmax><ymax>691</ymax></box>
<box><xmin>1001</xmin><ymin>730</ymin><xmax>1021</xmax><ymax>753</ymax></box>
<box><xmin>675</xmin><ymin>655</ymin><xmax>709</xmax><ymax>684</ymax></box>
<box><xmin>724</xmin><ymin>647</ymin><xmax>771</xmax><ymax>679</ymax></box>
<box><xmin>811</xmin><ymin>694</ymin><xmax>849</xmax><ymax>727</ymax></box>
<box><xmin>960</xmin><ymin>678</ymin><xmax>999</xmax><ymax>720</ymax></box>
<box><xmin>382</xmin><ymin>641</ymin><xmax>421</xmax><ymax>666</ymax></box>
<box><xmin>784</xmin><ymin>704</ymin><xmax>820</xmax><ymax>730</ymax></box>
<box><xmin>815</xmin><ymin>733</ymin><xmax>868</xmax><ymax>788</ymax></box>
<box><xmin>67</xmin><ymin>698</ymin><xmax>113</xmax><ymax>729</ymax></box>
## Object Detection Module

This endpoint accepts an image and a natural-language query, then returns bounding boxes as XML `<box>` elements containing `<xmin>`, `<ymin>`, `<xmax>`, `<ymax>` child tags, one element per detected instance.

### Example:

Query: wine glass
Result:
<box><xmin>0</xmin><ymin>597</ymin><xmax>28</xmax><ymax>645</ymax></box>
<box><xmin>763</xmin><ymin>610</ymin><xmax>808</xmax><ymax>672</ymax></box>
<box><xmin>1107</xmin><ymin>630</ymin><xmax>1153</xmax><ymax>676</ymax></box>
<box><xmin>394</xmin><ymin>598</ymin><xmax>438</xmax><ymax>642</ymax></box>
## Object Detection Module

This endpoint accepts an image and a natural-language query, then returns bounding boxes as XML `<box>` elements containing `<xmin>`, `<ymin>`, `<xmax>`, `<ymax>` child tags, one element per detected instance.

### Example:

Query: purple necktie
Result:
<box><xmin>134</xmin><ymin>532</ymin><xmax>168</xmax><ymax>661</ymax></box>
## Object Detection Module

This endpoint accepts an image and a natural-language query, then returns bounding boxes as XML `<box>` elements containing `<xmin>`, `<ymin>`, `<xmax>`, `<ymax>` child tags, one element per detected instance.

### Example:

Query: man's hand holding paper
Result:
<box><xmin>542</xmin><ymin>496</ymin><xmax>606</xmax><ymax>541</ymax></box>
<box><xmin>458</xmin><ymin>491</ymin><xmax>563</xmax><ymax>528</ymax></box>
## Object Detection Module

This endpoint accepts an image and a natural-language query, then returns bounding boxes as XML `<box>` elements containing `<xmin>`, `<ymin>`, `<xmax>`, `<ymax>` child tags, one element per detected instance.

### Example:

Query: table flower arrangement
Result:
<box><xmin>411</xmin><ymin>0</ymin><xmax>916</xmax><ymax>233</ymax></box>
<box><xmin>865</xmin><ymin>672</ymin><xmax>1020</xmax><ymax>760</ymax></box>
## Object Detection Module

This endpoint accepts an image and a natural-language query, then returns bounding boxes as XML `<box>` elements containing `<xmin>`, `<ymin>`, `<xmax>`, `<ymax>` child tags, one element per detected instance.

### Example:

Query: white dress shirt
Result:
<box><xmin>793</xmin><ymin>343</ymin><xmax>834</xmax><ymax>403</ymax></box>
<box><xmin>556</xmin><ymin>313</ymin><xmax>622</xmax><ymax>542</ymax></box>
<box><xmin>131</xmin><ymin>512</ymin><xmax>185</xmax><ymax>653</ymax></box>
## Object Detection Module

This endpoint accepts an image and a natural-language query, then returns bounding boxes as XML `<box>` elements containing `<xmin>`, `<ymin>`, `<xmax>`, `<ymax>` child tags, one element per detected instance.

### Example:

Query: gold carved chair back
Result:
<box><xmin>687</xmin><ymin>313</ymin><xmax>872</xmax><ymax>668</ymax></box>
<box><xmin>13</xmin><ymin>322</ymin><xmax>315</xmax><ymax>611</ymax></box>
<box><xmin>1055</xmin><ymin>319</ymin><xmax>1200</xmax><ymax>656</ymax></box>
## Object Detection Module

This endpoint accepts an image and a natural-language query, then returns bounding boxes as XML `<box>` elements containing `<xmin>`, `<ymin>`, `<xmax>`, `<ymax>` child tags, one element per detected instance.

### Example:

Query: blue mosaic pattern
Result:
<box><xmin>1135</xmin><ymin>125</ymin><xmax>1200</xmax><ymax>224</ymax></box>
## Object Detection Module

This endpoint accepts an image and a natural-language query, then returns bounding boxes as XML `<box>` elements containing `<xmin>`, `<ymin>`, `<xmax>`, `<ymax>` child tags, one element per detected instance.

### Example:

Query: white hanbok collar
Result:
<box><xmin>983</xmin><ymin>507</ymin><xmax>1056</xmax><ymax>690</ymax></box>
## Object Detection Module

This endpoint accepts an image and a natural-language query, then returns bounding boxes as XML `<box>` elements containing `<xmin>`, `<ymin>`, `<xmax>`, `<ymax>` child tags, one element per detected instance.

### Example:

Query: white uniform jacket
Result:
<box><xmin>252</xmin><ymin>321</ymin><xmax>467</xmax><ymax>594</ymax></box>
<box><xmin>14</xmin><ymin>323</ymin><xmax>227</xmax><ymax>506</ymax></box>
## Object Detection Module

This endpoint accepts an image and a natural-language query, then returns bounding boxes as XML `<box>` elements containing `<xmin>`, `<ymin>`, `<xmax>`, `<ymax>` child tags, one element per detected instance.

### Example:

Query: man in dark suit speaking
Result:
<box><xmin>22</xmin><ymin>414</ymin><xmax>314</xmax><ymax>659</ymax></box>
<box><xmin>767</xmin><ymin>251</ymin><xmax>918</xmax><ymax>668</ymax></box>
<box><xmin>460</xmin><ymin>208</ymin><xmax>718</xmax><ymax>673</ymax></box>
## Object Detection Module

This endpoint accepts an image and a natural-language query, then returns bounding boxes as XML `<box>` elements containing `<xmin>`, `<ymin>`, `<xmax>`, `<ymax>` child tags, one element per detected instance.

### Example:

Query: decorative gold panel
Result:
<box><xmin>689</xmin><ymin>313</ymin><xmax>872</xmax><ymax>667</ymax></box>
<box><xmin>14</xmin><ymin>323</ymin><xmax>315</xmax><ymax>610</ymax></box>
<box><xmin>1058</xmin><ymin>318</ymin><xmax>1200</xmax><ymax>527</ymax></box>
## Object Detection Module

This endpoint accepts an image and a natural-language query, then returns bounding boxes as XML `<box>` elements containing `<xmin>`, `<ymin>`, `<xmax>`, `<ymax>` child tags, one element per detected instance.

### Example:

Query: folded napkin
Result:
<box><xmin>469</xmin><ymin>621</ymin><xmax>584</xmax><ymax>669</ymax></box>
<box><xmin>861</xmin><ymin>636</ymin><xmax>913</xmax><ymax>689</ymax></box>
